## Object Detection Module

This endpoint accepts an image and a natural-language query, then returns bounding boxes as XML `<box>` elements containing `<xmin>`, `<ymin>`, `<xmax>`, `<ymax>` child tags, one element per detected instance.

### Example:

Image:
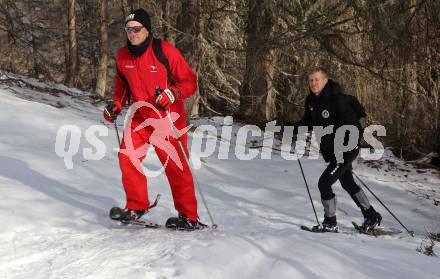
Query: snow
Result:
<box><xmin>0</xmin><ymin>75</ymin><xmax>439</xmax><ymax>278</ymax></box>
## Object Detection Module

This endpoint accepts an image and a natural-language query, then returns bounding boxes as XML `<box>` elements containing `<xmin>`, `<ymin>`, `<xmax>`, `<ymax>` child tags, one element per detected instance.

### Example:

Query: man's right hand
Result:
<box><xmin>103</xmin><ymin>101</ymin><xmax>122</xmax><ymax>123</ymax></box>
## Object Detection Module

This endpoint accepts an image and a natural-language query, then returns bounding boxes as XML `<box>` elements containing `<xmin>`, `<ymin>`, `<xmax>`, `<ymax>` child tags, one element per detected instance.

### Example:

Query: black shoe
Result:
<box><xmin>362</xmin><ymin>207</ymin><xmax>382</xmax><ymax>230</ymax></box>
<box><xmin>312</xmin><ymin>223</ymin><xmax>339</xmax><ymax>232</ymax></box>
<box><xmin>165</xmin><ymin>213</ymin><xmax>207</xmax><ymax>231</ymax></box>
<box><xmin>109</xmin><ymin>207</ymin><xmax>146</xmax><ymax>223</ymax></box>
<box><xmin>312</xmin><ymin>216</ymin><xmax>338</xmax><ymax>232</ymax></box>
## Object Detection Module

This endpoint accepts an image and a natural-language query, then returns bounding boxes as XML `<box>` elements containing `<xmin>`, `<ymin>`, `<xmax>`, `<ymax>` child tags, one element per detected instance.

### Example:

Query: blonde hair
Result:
<box><xmin>308</xmin><ymin>66</ymin><xmax>328</xmax><ymax>77</ymax></box>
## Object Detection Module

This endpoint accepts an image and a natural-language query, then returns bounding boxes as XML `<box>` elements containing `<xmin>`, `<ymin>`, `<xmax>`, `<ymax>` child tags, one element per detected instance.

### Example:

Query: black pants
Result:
<box><xmin>318</xmin><ymin>149</ymin><xmax>361</xmax><ymax>200</ymax></box>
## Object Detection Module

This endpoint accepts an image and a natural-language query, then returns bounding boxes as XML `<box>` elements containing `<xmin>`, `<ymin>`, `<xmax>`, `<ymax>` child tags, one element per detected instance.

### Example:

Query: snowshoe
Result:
<box><xmin>109</xmin><ymin>194</ymin><xmax>161</xmax><ymax>223</ymax></box>
<box><xmin>109</xmin><ymin>207</ymin><xmax>145</xmax><ymax>223</ymax></box>
<box><xmin>301</xmin><ymin>215</ymin><xmax>338</xmax><ymax>233</ymax></box>
<box><xmin>361</xmin><ymin>207</ymin><xmax>382</xmax><ymax>231</ymax></box>
<box><xmin>352</xmin><ymin>221</ymin><xmax>401</xmax><ymax>236</ymax></box>
<box><xmin>312</xmin><ymin>223</ymin><xmax>339</xmax><ymax>233</ymax></box>
<box><xmin>165</xmin><ymin>213</ymin><xmax>207</xmax><ymax>231</ymax></box>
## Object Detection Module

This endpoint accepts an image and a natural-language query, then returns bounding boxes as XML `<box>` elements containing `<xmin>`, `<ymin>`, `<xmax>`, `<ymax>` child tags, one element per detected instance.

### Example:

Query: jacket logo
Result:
<box><xmin>124</xmin><ymin>65</ymin><xmax>135</xmax><ymax>68</ymax></box>
<box><xmin>150</xmin><ymin>65</ymin><xmax>157</xmax><ymax>72</ymax></box>
<box><xmin>322</xmin><ymin>110</ymin><xmax>330</xmax><ymax>118</ymax></box>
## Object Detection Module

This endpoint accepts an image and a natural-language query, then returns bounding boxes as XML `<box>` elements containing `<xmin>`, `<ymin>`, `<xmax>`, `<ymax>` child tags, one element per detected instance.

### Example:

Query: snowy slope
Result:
<box><xmin>0</xmin><ymin>75</ymin><xmax>439</xmax><ymax>279</ymax></box>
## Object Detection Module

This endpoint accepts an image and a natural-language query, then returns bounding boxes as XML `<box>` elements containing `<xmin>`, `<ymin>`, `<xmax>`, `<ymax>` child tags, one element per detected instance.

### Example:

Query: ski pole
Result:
<box><xmin>298</xmin><ymin>158</ymin><xmax>320</xmax><ymax>226</ymax></box>
<box><xmin>165</xmin><ymin>110</ymin><xmax>218</xmax><ymax>229</ymax></box>
<box><xmin>353</xmin><ymin>172</ymin><xmax>414</xmax><ymax>237</ymax></box>
<box><xmin>114</xmin><ymin>121</ymin><xmax>121</xmax><ymax>146</ymax></box>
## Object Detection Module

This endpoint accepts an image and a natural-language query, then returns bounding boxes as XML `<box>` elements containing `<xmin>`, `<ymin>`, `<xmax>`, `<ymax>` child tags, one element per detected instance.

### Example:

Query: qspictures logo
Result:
<box><xmin>54</xmin><ymin>102</ymin><xmax>387</xmax><ymax>173</ymax></box>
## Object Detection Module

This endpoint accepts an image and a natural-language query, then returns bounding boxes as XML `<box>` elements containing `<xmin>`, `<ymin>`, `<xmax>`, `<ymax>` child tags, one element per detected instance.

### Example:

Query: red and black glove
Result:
<box><xmin>155</xmin><ymin>88</ymin><xmax>176</xmax><ymax>110</ymax></box>
<box><xmin>103</xmin><ymin>101</ymin><xmax>122</xmax><ymax>123</ymax></box>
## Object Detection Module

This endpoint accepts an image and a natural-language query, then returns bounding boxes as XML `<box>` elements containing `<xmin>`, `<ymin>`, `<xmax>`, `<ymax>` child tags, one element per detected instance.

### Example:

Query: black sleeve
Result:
<box><xmin>334</xmin><ymin>95</ymin><xmax>362</xmax><ymax>131</ymax></box>
<box><xmin>293</xmin><ymin>95</ymin><xmax>313</xmax><ymax>131</ymax></box>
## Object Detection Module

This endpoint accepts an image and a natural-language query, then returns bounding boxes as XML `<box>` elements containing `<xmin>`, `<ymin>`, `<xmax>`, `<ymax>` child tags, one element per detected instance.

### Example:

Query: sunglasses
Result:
<box><xmin>124</xmin><ymin>26</ymin><xmax>144</xmax><ymax>33</ymax></box>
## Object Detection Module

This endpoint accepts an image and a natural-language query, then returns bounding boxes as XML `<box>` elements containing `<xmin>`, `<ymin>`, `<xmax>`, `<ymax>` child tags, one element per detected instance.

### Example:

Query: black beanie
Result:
<box><xmin>125</xmin><ymin>9</ymin><xmax>151</xmax><ymax>32</ymax></box>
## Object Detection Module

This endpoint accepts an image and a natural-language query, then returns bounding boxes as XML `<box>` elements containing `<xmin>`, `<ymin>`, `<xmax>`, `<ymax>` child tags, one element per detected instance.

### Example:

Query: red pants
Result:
<box><xmin>118</xmin><ymin>125</ymin><xmax>198</xmax><ymax>221</ymax></box>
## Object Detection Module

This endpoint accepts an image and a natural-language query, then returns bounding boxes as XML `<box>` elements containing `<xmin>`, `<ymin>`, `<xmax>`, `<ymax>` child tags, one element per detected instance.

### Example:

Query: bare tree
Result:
<box><xmin>78</xmin><ymin>0</ymin><xmax>98</xmax><ymax>84</ymax></box>
<box><xmin>239</xmin><ymin>0</ymin><xmax>277</xmax><ymax>122</ymax></box>
<box><xmin>176</xmin><ymin>0</ymin><xmax>202</xmax><ymax>118</ymax></box>
<box><xmin>66</xmin><ymin>0</ymin><xmax>78</xmax><ymax>87</ymax></box>
<box><xmin>119</xmin><ymin>0</ymin><xmax>130</xmax><ymax>18</ymax></box>
<box><xmin>0</xmin><ymin>0</ymin><xmax>19</xmax><ymax>73</ymax></box>
<box><xmin>95</xmin><ymin>0</ymin><xmax>108</xmax><ymax>97</ymax></box>
<box><xmin>159</xmin><ymin>0</ymin><xmax>177</xmax><ymax>44</ymax></box>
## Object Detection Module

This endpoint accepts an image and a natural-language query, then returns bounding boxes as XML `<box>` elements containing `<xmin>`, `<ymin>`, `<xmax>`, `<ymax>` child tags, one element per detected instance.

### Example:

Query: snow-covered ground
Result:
<box><xmin>0</xmin><ymin>73</ymin><xmax>439</xmax><ymax>278</ymax></box>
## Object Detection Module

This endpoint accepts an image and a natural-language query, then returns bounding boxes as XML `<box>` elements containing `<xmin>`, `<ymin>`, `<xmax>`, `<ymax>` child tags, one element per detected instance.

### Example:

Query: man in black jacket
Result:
<box><xmin>296</xmin><ymin>67</ymin><xmax>382</xmax><ymax>232</ymax></box>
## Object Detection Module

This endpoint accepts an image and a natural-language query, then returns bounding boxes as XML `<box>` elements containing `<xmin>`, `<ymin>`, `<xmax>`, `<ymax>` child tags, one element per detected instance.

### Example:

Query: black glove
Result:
<box><xmin>103</xmin><ymin>101</ymin><xmax>122</xmax><ymax>123</ymax></box>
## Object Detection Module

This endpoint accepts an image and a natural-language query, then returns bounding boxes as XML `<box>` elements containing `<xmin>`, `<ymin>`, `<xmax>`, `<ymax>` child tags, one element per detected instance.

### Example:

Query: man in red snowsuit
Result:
<box><xmin>104</xmin><ymin>8</ymin><xmax>204</xmax><ymax>230</ymax></box>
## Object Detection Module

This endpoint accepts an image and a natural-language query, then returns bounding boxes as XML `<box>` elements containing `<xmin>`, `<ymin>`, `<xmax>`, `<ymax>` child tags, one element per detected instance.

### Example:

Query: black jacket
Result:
<box><xmin>295</xmin><ymin>79</ymin><xmax>362</xmax><ymax>162</ymax></box>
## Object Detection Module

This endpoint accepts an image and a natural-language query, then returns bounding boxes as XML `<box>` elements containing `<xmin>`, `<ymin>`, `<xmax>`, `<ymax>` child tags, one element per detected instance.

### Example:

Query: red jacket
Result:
<box><xmin>113</xmin><ymin>39</ymin><xmax>197</xmax><ymax>129</ymax></box>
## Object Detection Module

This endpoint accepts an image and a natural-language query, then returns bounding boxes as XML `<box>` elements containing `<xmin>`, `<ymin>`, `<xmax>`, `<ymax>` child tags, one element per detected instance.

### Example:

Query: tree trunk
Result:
<box><xmin>176</xmin><ymin>0</ymin><xmax>202</xmax><ymax>120</ymax></box>
<box><xmin>95</xmin><ymin>0</ymin><xmax>109</xmax><ymax>97</ymax></box>
<box><xmin>80</xmin><ymin>0</ymin><xmax>97</xmax><ymax>85</ymax></box>
<box><xmin>119</xmin><ymin>0</ymin><xmax>129</xmax><ymax>18</ymax></box>
<box><xmin>161</xmin><ymin>0</ymin><xmax>176</xmax><ymax>44</ymax></box>
<box><xmin>239</xmin><ymin>0</ymin><xmax>277</xmax><ymax>123</ymax></box>
<box><xmin>25</xmin><ymin>0</ymin><xmax>39</xmax><ymax>77</ymax></box>
<box><xmin>66</xmin><ymin>0</ymin><xmax>79</xmax><ymax>88</ymax></box>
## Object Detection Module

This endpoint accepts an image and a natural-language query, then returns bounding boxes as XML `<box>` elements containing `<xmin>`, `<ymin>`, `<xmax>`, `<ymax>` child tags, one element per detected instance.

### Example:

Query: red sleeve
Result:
<box><xmin>163</xmin><ymin>42</ymin><xmax>197</xmax><ymax>100</ymax></box>
<box><xmin>112</xmin><ymin>51</ymin><xmax>129</xmax><ymax>105</ymax></box>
